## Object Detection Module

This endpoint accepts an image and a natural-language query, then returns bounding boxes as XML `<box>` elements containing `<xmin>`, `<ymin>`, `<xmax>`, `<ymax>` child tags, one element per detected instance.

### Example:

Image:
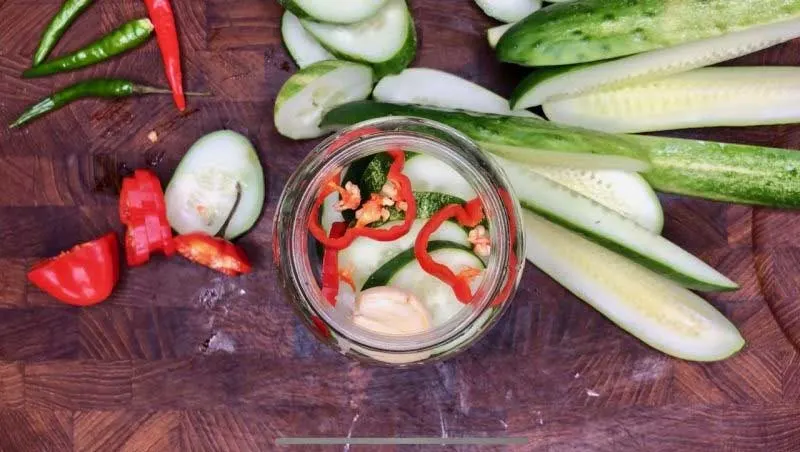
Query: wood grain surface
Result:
<box><xmin>1</xmin><ymin>0</ymin><xmax>800</xmax><ymax>451</ymax></box>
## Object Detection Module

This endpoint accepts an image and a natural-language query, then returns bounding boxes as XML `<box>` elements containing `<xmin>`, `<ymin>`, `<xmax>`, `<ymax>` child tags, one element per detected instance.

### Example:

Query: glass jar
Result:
<box><xmin>273</xmin><ymin>117</ymin><xmax>525</xmax><ymax>365</ymax></box>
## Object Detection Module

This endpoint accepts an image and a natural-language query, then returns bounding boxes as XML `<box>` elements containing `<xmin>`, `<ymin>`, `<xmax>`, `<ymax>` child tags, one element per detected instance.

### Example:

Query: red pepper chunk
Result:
<box><xmin>308</xmin><ymin>149</ymin><xmax>417</xmax><ymax>250</ymax></box>
<box><xmin>414</xmin><ymin>198</ymin><xmax>485</xmax><ymax>303</ymax></box>
<box><xmin>174</xmin><ymin>233</ymin><xmax>252</xmax><ymax>276</ymax></box>
<box><xmin>120</xmin><ymin>170</ymin><xmax>175</xmax><ymax>265</ymax></box>
<box><xmin>28</xmin><ymin>233</ymin><xmax>120</xmax><ymax>307</ymax></box>
<box><xmin>321</xmin><ymin>222</ymin><xmax>349</xmax><ymax>306</ymax></box>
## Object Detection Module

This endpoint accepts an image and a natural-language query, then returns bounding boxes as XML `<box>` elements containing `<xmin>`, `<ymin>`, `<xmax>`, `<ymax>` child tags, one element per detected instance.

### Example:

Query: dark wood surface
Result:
<box><xmin>1</xmin><ymin>0</ymin><xmax>800</xmax><ymax>450</ymax></box>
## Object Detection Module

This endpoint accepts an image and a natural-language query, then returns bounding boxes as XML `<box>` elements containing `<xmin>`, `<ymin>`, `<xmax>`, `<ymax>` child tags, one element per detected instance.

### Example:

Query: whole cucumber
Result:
<box><xmin>496</xmin><ymin>0</ymin><xmax>800</xmax><ymax>66</ymax></box>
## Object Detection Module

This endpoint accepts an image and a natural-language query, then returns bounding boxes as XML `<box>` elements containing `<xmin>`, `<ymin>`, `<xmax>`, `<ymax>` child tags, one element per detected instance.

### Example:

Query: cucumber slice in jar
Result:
<box><xmin>300</xmin><ymin>0</ymin><xmax>417</xmax><ymax>78</ymax></box>
<box><xmin>474</xmin><ymin>0</ymin><xmax>541</xmax><ymax>23</ymax></box>
<box><xmin>487</xmin><ymin>24</ymin><xmax>514</xmax><ymax>49</ymax></box>
<box><xmin>523</xmin><ymin>211</ymin><xmax>744</xmax><ymax>362</ymax></box>
<box><xmin>165</xmin><ymin>131</ymin><xmax>265</xmax><ymax>240</ymax></box>
<box><xmin>510</xmin><ymin>18</ymin><xmax>800</xmax><ymax>108</ymax></box>
<box><xmin>529</xmin><ymin>166</ymin><xmax>663</xmax><ymax>233</ymax></box>
<box><xmin>279</xmin><ymin>0</ymin><xmax>389</xmax><ymax>24</ymax></box>
<box><xmin>281</xmin><ymin>11</ymin><xmax>335</xmax><ymax>68</ymax></box>
<box><xmin>274</xmin><ymin>60</ymin><xmax>374</xmax><ymax>140</ymax></box>
<box><xmin>401</xmin><ymin>154</ymin><xmax>477</xmax><ymax>201</ymax></box>
<box><xmin>339</xmin><ymin>221</ymin><xmax>469</xmax><ymax>291</ymax></box>
<box><xmin>495</xmin><ymin>156</ymin><xmax>737</xmax><ymax>291</ymax></box>
<box><xmin>372</xmin><ymin>68</ymin><xmax>539</xmax><ymax>118</ymax></box>
<box><xmin>543</xmin><ymin>67</ymin><xmax>800</xmax><ymax>133</ymax></box>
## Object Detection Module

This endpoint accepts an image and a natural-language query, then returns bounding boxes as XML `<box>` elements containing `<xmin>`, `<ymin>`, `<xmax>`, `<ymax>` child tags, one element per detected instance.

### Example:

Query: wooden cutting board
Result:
<box><xmin>1</xmin><ymin>0</ymin><xmax>799</xmax><ymax>450</ymax></box>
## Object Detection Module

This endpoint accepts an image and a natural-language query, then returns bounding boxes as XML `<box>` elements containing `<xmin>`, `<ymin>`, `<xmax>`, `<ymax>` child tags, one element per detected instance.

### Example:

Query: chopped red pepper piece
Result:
<box><xmin>28</xmin><ymin>233</ymin><xmax>120</xmax><ymax>307</ymax></box>
<box><xmin>414</xmin><ymin>198</ymin><xmax>485</xmax><ymax>303</ymax></box>
<box><xmin>120</xmin><ymin>169</ymin><xmax>174</xmax><ymax>265</ymax></box>
<box><xmin>174</xmin><ymin>233</ymin><xmax>252</xmax><ymax>276</ymax></box>
<box><xmin>321</xmin><ymin>222</ymin><xmax>349</xmax><ymax>306</ymax></box>
<box><xmin>308</xmin><ymin>149</ymin><xmax>417</xmax><ymax>250</ymax></box>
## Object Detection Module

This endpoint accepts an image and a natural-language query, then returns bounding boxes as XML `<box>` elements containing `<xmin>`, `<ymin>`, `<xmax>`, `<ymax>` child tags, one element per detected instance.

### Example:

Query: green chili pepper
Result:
<box><xmin>10</xmin><ymin>79</ymin><xmax>173</xmax><ymax>128</ymax></box>
<box><xmin>33</xmin><ymin>0</ymin><xmax>95</xmax><ymax>66</ymax></box>
<box><xmin>24</xmin><ymin>18</ymin><xmax>154</xmax><ymax>78</ymax></box>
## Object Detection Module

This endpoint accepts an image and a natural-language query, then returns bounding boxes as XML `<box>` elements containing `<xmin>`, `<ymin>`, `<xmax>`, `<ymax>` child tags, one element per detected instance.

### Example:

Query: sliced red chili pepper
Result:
<box><xmin>174</xmin><ymin>233</ymin><xmax>252</xmax><ymax>276</ymax></box>
<box><xmin>28</xmin><ymin>232</ymin><xmax>120</xmax><ymax>307</ymax></box>
<box><xmin>308</xmin><ymin>150</ymin><xmax>417</xmax><ymax>250</ymax></box>
<box><xmin>321</xmin><ymin>222</ymin><xmax>349</xmax><ymax>306</ymax></box>
<box><xmin>310</xmin><ymin>315</ymin><xmax>331</xmax><ymax>339</ymax></box>
<box><xmin>144</xmin><ymin>0</ymin><xmax>185</xmax><ymax>111</ymax></box>
<box><xmin>120</xmin><ymin>169</ymin><xmax>175</xmax><ymax>265</ymax></box>
<box><xmin>125</xmin><ymin>222</ymin><xmax>151</xmax><ymax>267</ymax></box>
<box><xmin>414</xmin><ymin>198</ymin><xmax>485</xmax><ymax>303</ymax></box>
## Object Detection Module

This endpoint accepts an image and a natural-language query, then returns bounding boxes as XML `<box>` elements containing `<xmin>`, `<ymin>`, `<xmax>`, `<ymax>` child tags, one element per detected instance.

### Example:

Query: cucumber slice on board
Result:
<box><xmin>274</xmin><ymin>60</ymin><xmax>373</xmax><ymax>140</ymax></box>
<box><xmin>281</xmin><ymin>11</ymin><xmax>335</xmax><ymax>69</ymax></box>
<box><xmin>339</xmin><ymin>221</ymin><xmax>469</xmax><ymax>290</ymax></box>
<box><xmin>300</xmin><ymin>0</ymin><xmax>417</xmax><ymax>78</ymax></box>
<box><xmin>487</xmin><ymin>24</ymin><xmax>514</xmax><ymax>49</ymax></box>
<box><xmin>363</xmin><ymin>243</ymin><xmax>484</xmax><ymax>326</ymax></box>
<box><xmin>543</xmin><ymin>67</ymin><xmax>800</xmax><ymax>133</ymax></box>
<box><xmin>321</xmin><ymin>101</ymin><xmax>650</xmax><ymax>171</ymax></box>
<box><xmin>279</xmin><ymin>0</ymin><xmax>389</xmax><ymax>24</ymax></box>
<box><xmin>530</xmin><ymin>166</ymin><xmax>663</xmax><ymax>233</ymax></box>
<box><xmin>523</xmin><ymin>211</ymin><xmax>744</xmax><ymax>362</ymax></box>
<box><xmin>495</xmin><ymin>156</ymin><xmax>737</xmax><ymax>291</ymax></box>
<box><xmin>510</xmin><ymin>18</ymin><xmax>800</xmax><ymax>108</ymax></box>
<box><xmin>633</xmin><ymin>135</ymin><xmax>800</xmax><ymax>209</ymax></box>
<box><xmin>165</xmin><ymin>131</ymin><xmax>265</xmax><ymax>240</ymax></box>
<box><xmin>474</xmin><ymin>0</ymin><xmax>541</xmax><ymax>23</ymax></box>
<box><xmin>372</xmin><ymin>68</ymin><xmax>539</xmax><ymax>118</ymax></box>
<box><xmin>496</xmin><ymin>0</ymin><xmax>800</xmax><ymax>66</ymax></box>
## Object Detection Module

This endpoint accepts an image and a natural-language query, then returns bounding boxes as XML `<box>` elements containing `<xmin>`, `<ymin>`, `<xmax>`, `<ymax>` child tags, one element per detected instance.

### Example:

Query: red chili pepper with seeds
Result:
<box><xmin>174</xmin><ymin>233</ymin><xmax>252</xmax><ymax>276</ymax></box>
<box><xmin>144</xmin><ymin>0</ymin><xmax>185</xmax><ymax>111</ymax></box>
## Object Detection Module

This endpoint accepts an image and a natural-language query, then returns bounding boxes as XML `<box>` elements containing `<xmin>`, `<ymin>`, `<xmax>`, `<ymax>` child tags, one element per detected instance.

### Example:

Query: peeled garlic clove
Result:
<box><xmin>353</xmin><ymin>287</ymin><xmax>432</xmax><ymax>335</ymax></box>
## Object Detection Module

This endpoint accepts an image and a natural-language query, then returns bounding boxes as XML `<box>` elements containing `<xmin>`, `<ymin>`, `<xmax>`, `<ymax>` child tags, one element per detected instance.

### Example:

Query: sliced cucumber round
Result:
<box><xmin>510</xmin><ymin>18</ymin><xmax>800</xmax><ymax>109</ymax></box>
<box><xmin>530</xmin><ymin>166</ymin><xmax>663</xmax><ymax>233</ymax></box>
<box><xmin>487</xmin><ymin>23</ymin><xmax>514</xmax><ymax>49</ymax></box>
<box><xmin>372</xmin><ymin>68</ymin><xmax>539</xmax><ymax>118</ymax></box>
<box><xmin>523</xmin><ymin>211</ymin><xmax>744</xmax><ymax>362</ymax></box>
<box><xmin>274</xmin><ymin>60</ymin><xmax>373</xmax><ymax>140</ymax></box>
<box><xmin>402</xmin><ymin>154</ymin><xmax>477</xmax><ymax>200</ymax></box>
<box><xmin>300</xmin><ymin>0</ymin><xmax>416</xmax><ymax>78</ymax></box>
<box><xmin>281</xmin><ymin>11</ymin><xmax>335</xmax><ymax>69</ymax></box>
<box><xmin>363</xmin><ymin>244</ymin><xmax>484</xmax><ymax>326</ymax></box>
<box><xmin>495</xmin><ymin>156</ymin><xmax>737</xmax><ymax>292</ymax></box>
<box><xmin>165</xmin><ymin>131</ymin><xmax>265</xmax><ymax>240</ymax></box>
<box><xmin>543</xmin><ymin>66</ymin><xmax>800</xmax><ymax>133</ymax></box>
<box><xmin>339</xmin><ymin>220</ymin><xmax>469</xmax><ymax>291</ymax></box>
<box><xmin>474</xmin><ymin>0</ymin><xmax>541</xmax><ymax>23</ymax></box>
<box><xmin>280</xmin><ymin>0</ymin><xmax>389</xmax><ymax>24</ymax></box>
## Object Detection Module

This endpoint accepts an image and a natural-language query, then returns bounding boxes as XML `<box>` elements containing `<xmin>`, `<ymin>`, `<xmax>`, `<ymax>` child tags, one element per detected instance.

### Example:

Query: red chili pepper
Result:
<box><xmin>144</xmin><ymin>0</ymin><xmax>185</xmax><ymax>111</ymax></box>
<box><xmin>174</xmin><ymin>233</ymin><xmax>252</xmax><ymax>276</ymax></box>
<box><xmin>28</xmin><ymin>233</ymin><xmax>120</xmax><ymax>307</ymax></box>
<box><xmin>120</xmin><ymin>170</ymin><xmax>175</xmax><ymax>265</ymax></box>
<box><xmin>321</xmin><ymin>222</ymin><xmax>349</xmax><ymax>306</ymax></box>
<box><xmin>308</xmin><ymin>150</ymin><xmax>417</xmax><ymax>250</ymax></box>
<box><xmin>414</xmin><ymin>198</ymin><xmax>485</xmax><ymax>303</ymax></box>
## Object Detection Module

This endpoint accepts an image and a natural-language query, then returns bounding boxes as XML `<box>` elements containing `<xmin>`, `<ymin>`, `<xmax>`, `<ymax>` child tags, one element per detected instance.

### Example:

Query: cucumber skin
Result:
<box><xmin>634</xmin><ymin>135</ymin><xmax>800</xmax><ymax>208</ymax></box>
<box><xmin>321</xmin><ymin>101</ymin><xmax>648</xmax><ymax>165</ymax></box>
<box><xmin>362</xmin><ymin>241</ymin><xmax>473</xmax><ymax>289</ymax></box>
<box><xmin>274</xmin><ymin>60</ymin><xmax>366</xmax><ymax>114</ymax></box>
<box><xmin>496</xmin><ymin>0</ymin><xmax>800</xmax><ymax>66</ymax></box>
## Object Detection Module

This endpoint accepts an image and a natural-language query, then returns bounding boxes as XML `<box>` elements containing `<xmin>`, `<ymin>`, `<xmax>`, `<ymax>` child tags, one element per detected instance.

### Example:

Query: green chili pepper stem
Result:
<box><xmin>24</xmin><ymin>18</ymin><xmax>154</xmax><ymax>78</ymax></box>
<box><xmin>33</xmin><ymin>0</ymin><xmax>95</xmax><ymax>66</ymax></box>
<box><xmin>8</xmin><ymin>79</ymin><xmax>190</xmax><ymax>129</ymax></box>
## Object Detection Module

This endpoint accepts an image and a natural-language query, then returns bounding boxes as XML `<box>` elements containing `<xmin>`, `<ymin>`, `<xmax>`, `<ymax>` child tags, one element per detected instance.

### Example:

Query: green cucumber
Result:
<box><xmin>631</xmin><ymin>135</ymin><xmax>800</xmax><ymax>208</ymax></box>
<box><xmin>530</xmin><ymin>166</ymin><xmax>663</xmax><ymax>233</ymax></box>
<box><xmin>509</xmin><ymin>17</ymin><xmax>800</xmax><ymax>108</ymax></box>
<box><xmin>281</xmin><ymin>11</ymin><xmax>335</xmax><ymax>68</ymax></box>
<box><xmin>363</xmin><ymin>243</ymin><xmax>483</xmax><ymax>326</ymax></box>
<box><xmin>523</xmin><ymin>211</ymin><xmax>744</xmax><ymax>362</ymax></box>
<box><xmin>487</xmin><ymin>24</ymin><xmax>514</xmax><ymax>49</ymax></box>
<box><xmin>340</xmin><ymin>223</ymin><xmax>469</xmax><ymax>290</ymax></box>
<box><xmin>496</xmin><ymin>0</ymin><xmax>800</xmax><ymax>66</ymax></box>
<box><xmin>300</xmin><ymin>0</ymin><xmax>417</xmax><ymax>78</ymax></box>
<box><xmin>274</xmin><ymin>60</ymin><xmax>373</xmax><ymax>140</ymax></box>
<box><xmin>495</xmin><ymin>156</ymin><xmax>737</xmax><ymax>291</ymax></box>
<box><xmin>278</xmin><ymin>0</ymin><xmax>389</xmax><ymax>24</ymax></box>
<box><xmin>321</xmin><ymin>101</ymin><xmax>650</xmax><ymax>171</ymax></box>
<box><xmin>475</xmin><ymin>0</ymin><xmax>541</xmax><ymax>23</ymax></box>
<box><xmin>543</xmin><ymin>67</ymin><xmax>800</xmax><ymax>133</ymax></box>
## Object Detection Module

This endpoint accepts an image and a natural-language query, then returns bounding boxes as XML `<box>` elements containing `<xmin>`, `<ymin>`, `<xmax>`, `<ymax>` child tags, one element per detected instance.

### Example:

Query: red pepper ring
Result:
<box><xmin>28</xmin><ymin>232</ymin><xmax>120</xmax><ymax>307</ymax></box>
<box><xmin>414</xmin><ymin>198</ymin><xmax>486</xmax><ymax>303</ymax></box>
<box><xmin>321</xmin><ymin>222</ymin><xmax>349</xmax><ymax>306</ymax></box>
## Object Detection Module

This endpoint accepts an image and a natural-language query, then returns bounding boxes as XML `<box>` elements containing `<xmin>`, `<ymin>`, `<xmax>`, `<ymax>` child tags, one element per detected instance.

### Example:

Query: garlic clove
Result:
<box><xmin>353</xmin><ymin>286</ymin><xmax>432</xmax><ymax>335</ymax></box>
